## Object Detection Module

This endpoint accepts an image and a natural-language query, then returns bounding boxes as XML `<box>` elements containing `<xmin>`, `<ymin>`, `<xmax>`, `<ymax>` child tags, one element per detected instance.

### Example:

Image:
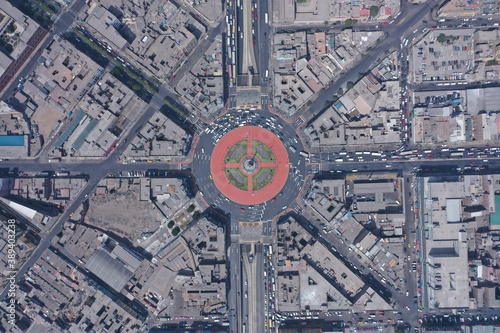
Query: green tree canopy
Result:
<box><xmin>437</xmin><ymin>33</ymin><xmax>447</xmax><ymax>43</ymax></box>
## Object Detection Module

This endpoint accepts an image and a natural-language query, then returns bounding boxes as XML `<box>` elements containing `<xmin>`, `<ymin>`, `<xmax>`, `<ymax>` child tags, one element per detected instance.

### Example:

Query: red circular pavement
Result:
<box><xmin>210</xmin><ymin>126</ymin><xmax>289</xmax><ymax>205</ymax></box>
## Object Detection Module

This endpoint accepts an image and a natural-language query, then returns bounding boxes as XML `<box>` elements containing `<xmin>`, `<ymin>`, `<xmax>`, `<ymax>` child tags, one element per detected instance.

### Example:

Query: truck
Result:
<box><xmin>265</xmin><ymin>13</ymin><xmax>268</xmax><ymax>24</ymax></box>
<box><xmin>299</xmin><ymin>151</ymin><xmax>309</xmax><ymax>157</ymax></box>
<box><xmin>48</xmin><ymin>158</ymin><xmax>61</xmax><ymax>163</ymax></box>
<box><xmin>265</xmin><ymin>69</ymin><xmax>268</xmax><ymax>77</ymax></box>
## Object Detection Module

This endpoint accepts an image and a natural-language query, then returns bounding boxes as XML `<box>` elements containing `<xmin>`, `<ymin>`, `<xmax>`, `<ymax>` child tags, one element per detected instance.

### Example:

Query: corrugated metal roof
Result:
<box><xmin>53</xmin><ymin>110</ymin><xmax>86</xmax><ymax>148</ymax></box>
<box><xmin>86</xmin><ymin>249</ymin><xmax>133</xmax><ymax>292</ymax></box>
<box><xmin>72</xmin><ymin>118</ymin><xmax>98</xmax><ymax>149</ymax></box>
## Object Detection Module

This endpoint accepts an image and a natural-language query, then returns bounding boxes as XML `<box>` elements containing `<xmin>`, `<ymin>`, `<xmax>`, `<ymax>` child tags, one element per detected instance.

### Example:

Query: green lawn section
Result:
<box><xmin>110</xmin><ymin>66</ymin><xmax>154</xmax><ymax>103</ymax></box>
<box><xmin>163</xmin><ymin>97</ymin><xmax>186</xmax><ymax>116</ymax></box>
<box><xmin>253</xmin><ymin>167</ymin><xmax>275</xmax><ymax>191</ymax></box>
<box><xmin>252</xmin><ymin>140</ymin><xmax>275</xmax><ymax>162</ymax></box>
<box><xmin>64</xmin><ymin>29</ymin><xmax>158</xmax><ymax>101</ymax></box>
<box><xmin>32</xmin><ymin>0</ymin><xmax>60</xmax><ymax>16</ymax></box>
<box><xmin>225</xmin><ymin>140</ymin><xmax>247</xmax><ymax>163</ymax></box>
<box><xmin>63</xmin><ymin>30</ymin><xmax>109</xmax><ymax>67</ymax></box>
<box><xmin>10</xmin><ymin>0</ymin><xmax>52</xmax><ymax>29</ymax></box>
<box><xmin>174</xmin><ymin>213</ymin><xmax>185</xmax><ymax>222</ymax></box>
<box><xmin>225</xmin><ymin>168</ymin><xmax>248</xmax><ymax>191</ymax></box>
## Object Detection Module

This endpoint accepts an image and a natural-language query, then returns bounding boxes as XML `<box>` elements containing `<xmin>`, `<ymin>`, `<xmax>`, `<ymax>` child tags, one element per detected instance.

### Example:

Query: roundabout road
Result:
<box><xmin>210</xmin><ymin>126</ymin><xmax>289</xmax><ymax>205</ymax></box>
<box><xmin>190</xmin><ymin>106</ymin><xmax>306</xmax><ymax>222</ymax></box>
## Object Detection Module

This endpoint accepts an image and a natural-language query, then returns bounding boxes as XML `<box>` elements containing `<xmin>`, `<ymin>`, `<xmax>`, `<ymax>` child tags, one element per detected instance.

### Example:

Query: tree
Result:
<box><xmin>437</xmin><ymin>33</ymin><xmax>447</xmax><ymax>43</ymax></box>
<box><xmin>337</xmin><ymin>87</ymin><xmax>344</xmax><ymax>96</ymax></box>
<box><xmin>346</xmin><ymin>81</ymin><xmax>354</xmax><ymax>90</ymax></box>
<box><xmin>172</xmin><ymin>227</ymin><xmax>180</xmax><ymax>236</ymax></box>
<box><xmin>6</xmin><ymin>23</ymin><xmax>16</xmax><ymax>34</ymax></box>
<box><xmin>345</xmin><ymin>19</ymin><xmax>353</xmax><ymax>26</ymax></box>
<box><xmin>394</xmin><ymin>327</ymin><xmax>405</xmax><ymax>333</ymax></box>
<box><xmin>167</xmin><ymin>220</ymin><xmax>175</xmax><ymax>228</ymax></box>
<box><xmin>187</xmin><ymin>204</ymin><xmax>195</xmax><ymax>213</ymax></box>
<box><xmin>369</xmin><ymin>6</ymin><xmax>379</xmax><ymax>17</ymax></box>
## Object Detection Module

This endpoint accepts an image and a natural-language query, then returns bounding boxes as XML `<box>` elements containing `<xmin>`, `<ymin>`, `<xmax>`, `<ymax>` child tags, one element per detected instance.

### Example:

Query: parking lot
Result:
<box><xmin>412</xmin><ymin>29</ymin><xmax>475</xmax><ymax>83</ymax></box>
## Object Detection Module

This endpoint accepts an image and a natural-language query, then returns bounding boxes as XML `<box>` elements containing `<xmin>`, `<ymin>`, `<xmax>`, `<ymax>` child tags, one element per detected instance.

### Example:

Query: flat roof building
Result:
<box><xmin>86</xmin><ymin>244</ymin><xmax>142</xmax><ymax>292</ymax></box>
<box><xmin>423</xmin><ymin>177</ymin><xmax>470</xmax><ymax>309</ymax></box>
<box><xmin>85</xmin><ymin>5</ymin><xmax>128</xmax><ymax>49</ymax></box>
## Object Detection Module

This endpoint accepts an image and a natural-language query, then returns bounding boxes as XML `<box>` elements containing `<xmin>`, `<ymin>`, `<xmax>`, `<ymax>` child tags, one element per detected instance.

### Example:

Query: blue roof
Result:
<box><xmin>0</xmin><ymin>135</ymin><xmax>25</xmax><ymax>146</ymax></box>
<box><xmin>490</xmin><ymin>195</ymin><xmax>500</xmax><ymax>226</ymax></box>
<box><xmin>53</xmin><ymin>110</ymin><xmax>86</xmax><ymax>148</ymax></box>
<box><xmin>72</xmin><ymin>118</ymin><xmax>98</xmax><ymax>149</ymax></box>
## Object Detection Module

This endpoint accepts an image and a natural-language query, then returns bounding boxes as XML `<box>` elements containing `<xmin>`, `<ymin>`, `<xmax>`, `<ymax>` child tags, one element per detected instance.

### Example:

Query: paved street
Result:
<box><xmin>1</xmin><ymin>0</ymin><xmax>500</xmax><ymax>331</ymax></box>
<box><xmin>301</xmin><ymin>0</ymin><xmax>442</xmax><ymax>123</ymax></box>
<box><xmin>1</xmin><ymin>0</ymin><xmax>88</xmax><ymax>100</ymax></box>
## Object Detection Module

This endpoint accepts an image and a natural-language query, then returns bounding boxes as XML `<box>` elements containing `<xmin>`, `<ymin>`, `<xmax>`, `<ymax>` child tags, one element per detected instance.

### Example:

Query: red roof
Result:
<box><xmin>360</xmin><ymin>6</ymin><xmax>370</xmax><ymax>17</ymax></box>
<box><xmin>351</xmin><ymin>6</ymin><xmax>361</xmax><ymax>18</ymax></box>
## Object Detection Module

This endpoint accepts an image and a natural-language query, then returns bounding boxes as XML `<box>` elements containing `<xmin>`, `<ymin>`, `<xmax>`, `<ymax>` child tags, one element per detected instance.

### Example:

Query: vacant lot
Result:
<box><xmin>86</xmin><ymin>187</ymin><xmax>164</xmax><ymax>245</ymax></box>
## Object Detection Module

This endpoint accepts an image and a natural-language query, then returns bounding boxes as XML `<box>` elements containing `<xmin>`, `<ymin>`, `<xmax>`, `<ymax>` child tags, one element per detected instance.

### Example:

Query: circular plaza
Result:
<box><xmin>210</xmin><ymin>126</ymin><xmax>289</xmax><ymax>205</ymax></box>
